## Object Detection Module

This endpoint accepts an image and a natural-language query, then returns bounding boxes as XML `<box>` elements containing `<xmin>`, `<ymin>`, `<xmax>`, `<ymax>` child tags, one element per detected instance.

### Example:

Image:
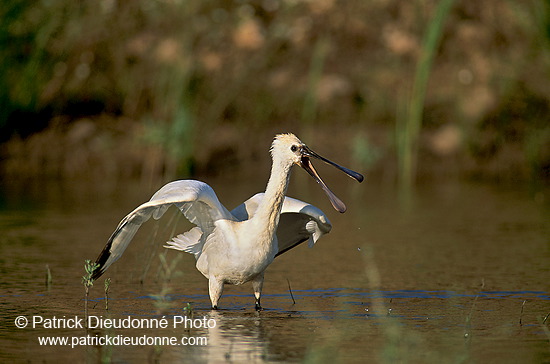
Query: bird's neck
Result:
<box><xmin>252</xmin><ymin>157</ymin><xmax>293</xmax><ymax>238</ymax></box>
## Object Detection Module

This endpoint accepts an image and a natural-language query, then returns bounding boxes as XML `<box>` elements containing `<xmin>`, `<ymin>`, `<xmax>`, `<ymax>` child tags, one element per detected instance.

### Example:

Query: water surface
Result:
<box><xmin>1</xmin><ymin>177</ymin><xmax>548</xmax><ymax>363</ymax></box>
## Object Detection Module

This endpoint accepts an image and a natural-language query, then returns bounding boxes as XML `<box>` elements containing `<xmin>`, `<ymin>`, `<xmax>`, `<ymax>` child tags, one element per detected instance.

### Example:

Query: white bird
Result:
<box><xmin>92</xmin><ymin>133</ymin><xmax>363</xmax><ymax>310</ymax></box>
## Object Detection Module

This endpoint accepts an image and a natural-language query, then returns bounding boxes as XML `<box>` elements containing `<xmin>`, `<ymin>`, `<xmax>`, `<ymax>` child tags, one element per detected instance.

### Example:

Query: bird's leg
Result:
<box><xmin>209</xmin><ymin>277</ymin><xmax>224</xmax><ymax>310</ymax></box>
<box><xmin>252</xmin><ymin>273</ymin><xmax>264</xmax><ymax>311</ymax></box>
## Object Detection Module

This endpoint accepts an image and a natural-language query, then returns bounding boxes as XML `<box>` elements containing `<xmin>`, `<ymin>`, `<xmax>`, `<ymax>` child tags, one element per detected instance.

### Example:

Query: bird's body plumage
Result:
<box><xmin>92</xmin><ymin>133</ymin><xmax>361</xmax><ymax>310</ymax></box>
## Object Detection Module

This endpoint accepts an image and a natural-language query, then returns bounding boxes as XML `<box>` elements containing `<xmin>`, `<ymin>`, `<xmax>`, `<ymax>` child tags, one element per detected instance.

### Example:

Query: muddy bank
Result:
<box><xmin>1</xmin><ymin>1</ymin><xmax>549</xmax><ymax>186</ymax></box>
<box><xmin>1</xmin><ymin>116</ymin><xmax>547</xmax><ymax>186</ymax></box>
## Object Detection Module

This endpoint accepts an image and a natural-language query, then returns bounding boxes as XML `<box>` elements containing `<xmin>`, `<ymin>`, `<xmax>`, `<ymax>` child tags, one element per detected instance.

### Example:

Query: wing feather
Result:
<box><xmin>92</xmin><ymin>180</ymin><xmax>234</xmax><ymax>280</ymax></box>
<box><xmin>230</xmin><ymin>193</ymin><xmax>332</xmax><ymax>257</ymax></box>
<box><xmin>275</xmin><ymin>197</ymin><xmax>332</xmax><ymax>256</ymax></box>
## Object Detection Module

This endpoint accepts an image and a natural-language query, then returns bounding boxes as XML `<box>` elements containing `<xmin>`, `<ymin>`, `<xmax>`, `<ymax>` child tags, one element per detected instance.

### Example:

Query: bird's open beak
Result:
<box><xmin>300</xmin><ymin>146</ymin><xmax>364</xmax><ymax>213</ymax></box>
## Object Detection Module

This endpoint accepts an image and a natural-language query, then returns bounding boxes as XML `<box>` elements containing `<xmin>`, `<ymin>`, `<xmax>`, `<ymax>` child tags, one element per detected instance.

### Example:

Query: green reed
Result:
<box><xmin>104</xmin><ymin>278</ymin><xmax>111</xmax><ymax>311</ymax></box>
<box><xmin>45</xmin><ymin>264</ymin><xmax>52</xmax><ymax>289</ymax></box>
<box><xmin>82</xmin><ymin>259</ymin><xmax>99</xmax><ymax>323</ymax></box>
<box><xmin>397</xmin><ymin>0</ymin><xmax>456</xmax><ymax>191</ymax></box>
<box><xmin>301</xmin><ymin>36</ymin><xmax>330</xmax><ymax>126</ymax></box>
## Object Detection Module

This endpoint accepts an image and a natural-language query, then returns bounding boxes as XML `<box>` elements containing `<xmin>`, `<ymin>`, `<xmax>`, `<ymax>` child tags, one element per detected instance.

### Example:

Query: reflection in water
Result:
<box><xmin>202</xmin><ymin>311</ymin><xmax>269</xmax><ymax>362</ymax></box>
<box><xmin>0</xmin><ymin>178</ymin><xmax>549</xmax><ymax>362</ymax></box>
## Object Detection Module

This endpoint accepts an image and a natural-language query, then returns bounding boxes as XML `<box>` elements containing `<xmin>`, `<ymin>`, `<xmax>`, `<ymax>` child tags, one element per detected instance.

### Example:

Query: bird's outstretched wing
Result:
<box><xmin>92</xmin><ymin>180</ymin><xmax>235</xmax><ymax>280</ymax></box>
<box><xmin>231</xmin><ymin>193</ymin><xmax>332</xmax><ymax>256</ymax></box>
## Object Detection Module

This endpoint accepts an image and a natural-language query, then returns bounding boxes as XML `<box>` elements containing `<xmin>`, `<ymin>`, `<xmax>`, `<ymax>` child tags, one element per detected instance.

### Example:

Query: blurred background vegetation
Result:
<box><xmin>1</xmin><ymin>0</ymin><xmax>549</xmax><ymax>187</ymax></box>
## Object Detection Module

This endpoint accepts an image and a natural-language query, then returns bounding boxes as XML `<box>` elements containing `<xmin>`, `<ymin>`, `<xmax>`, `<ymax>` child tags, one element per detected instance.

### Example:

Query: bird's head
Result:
<box><xmin>270</xmin><ymin>133</ymin><xmax>306</xmax><ymax>165</ymax></box>
<box><xmin>271</xmin><ymin>133</ymin><xmax>363</xmax><ymax>213</ymax></box>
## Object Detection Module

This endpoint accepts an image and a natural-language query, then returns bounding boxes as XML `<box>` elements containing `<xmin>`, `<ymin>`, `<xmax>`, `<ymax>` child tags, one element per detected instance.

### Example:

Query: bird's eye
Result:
<box><xmin>291</xmin><ymin>145</ymin><xmax>298</xmax><ymax>152</ymax></box>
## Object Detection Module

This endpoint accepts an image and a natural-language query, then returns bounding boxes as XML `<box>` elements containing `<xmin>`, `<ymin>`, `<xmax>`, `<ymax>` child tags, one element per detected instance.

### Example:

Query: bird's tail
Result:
<box><xmin>164</xmin><ymin>227</ymin><xmax>203</xmax><ymax>259</ymax></box>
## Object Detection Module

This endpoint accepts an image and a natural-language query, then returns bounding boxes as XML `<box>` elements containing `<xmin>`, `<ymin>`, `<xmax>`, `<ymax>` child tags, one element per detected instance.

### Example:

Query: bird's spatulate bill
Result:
<box><xmin>303</xmin><ymin>146</ymin><xmax>364</xmax><ymax>183</ymax></box>
<box><xmin>300</xmin><ymin>156</ymin><xmax>347</xmax><ymax>213</ymax></box>
<box><xmin>299</xmin><ymin>146</ymin><xmax>364</xmax><ymax>213</ymax></box>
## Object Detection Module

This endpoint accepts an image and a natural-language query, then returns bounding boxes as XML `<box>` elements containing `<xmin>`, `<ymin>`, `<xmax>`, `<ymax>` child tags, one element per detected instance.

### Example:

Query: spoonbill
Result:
<box><xmin>91</xmin><ymin>133</ymin><xmax>363</xmax><ymax>310</ymax></box>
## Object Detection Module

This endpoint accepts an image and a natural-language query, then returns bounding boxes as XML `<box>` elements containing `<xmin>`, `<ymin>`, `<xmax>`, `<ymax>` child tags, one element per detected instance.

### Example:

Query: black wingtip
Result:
<box><xmin>91</xmin><ymin>255</ymin><xmax>106</xmax><ymax>281</ymax></box>
<box><xmin>90</xmin><ymin>238</ymin><xmax>113</xmax><ymax>281</ymax></box>
<box><xmin>90</xmin><ymin>267</ymin><xmax>103</xmax><ymax>281</ymax></box>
